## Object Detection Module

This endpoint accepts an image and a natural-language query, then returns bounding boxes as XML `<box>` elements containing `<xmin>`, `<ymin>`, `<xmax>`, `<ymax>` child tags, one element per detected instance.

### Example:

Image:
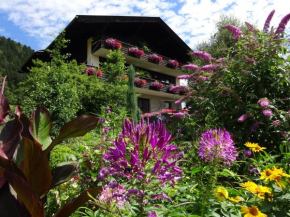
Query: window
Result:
<box><xmin>138</xmin><ymin>98</ymin><xmax>150</xmax><ymax>113</ymax></box>
<box><xmin>164</xmin><ymin>101</ymin><xmax>172</xmax><ymax>109</ymax></box>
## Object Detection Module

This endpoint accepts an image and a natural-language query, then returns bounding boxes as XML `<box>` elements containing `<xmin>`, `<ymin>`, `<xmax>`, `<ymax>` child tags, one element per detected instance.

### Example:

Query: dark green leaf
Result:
<box><xmin>46</xmin><ymin>116</ymin><xmax>99</xmax><ymax>153</ymax></box>
<box><xmin>51</xmin><ymin>161</ymin><xmax>78</xmax><ymax>188</ymax></box>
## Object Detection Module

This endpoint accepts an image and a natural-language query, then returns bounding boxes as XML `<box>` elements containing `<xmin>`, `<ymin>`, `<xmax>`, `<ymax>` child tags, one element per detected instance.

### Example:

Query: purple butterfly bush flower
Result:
<box><xmin>169</xmin><ymin>85</ymin><xmax>188</xmax><ymax>93</ymax></box>
<box><xmin>217</xmin><ymin>58</ymin><xmax>226</xmax><ymax>62</ymax></box>
<box><xmin>238</xmin><ymin>114</ymin><xmax>247</xmax><ymax>122</ymax></box>
<box><xmin>263</xmin><ymin>10</ymin><xmax>275</xmax><ymax>32</ymax></box>
<box><xmin>178</xmin><ymin>74</ymin><xmax>191</xmax><ymax>79</ymax></box>
<box><xmin>198</xmin><ymin>128</ymin><xmax>238</xmax><ymax>166</ymax></box>
<box><xmin>222</xmin><ymin>25</ymin><xmax>243</xmax><ymax>40</ymax></box>
<box><xmin>201</xmin><ymin>64</ymin><xmax>216</xmax><ymax>72</ymax></box>
<box><xmin>191</xmin><ymin>51</ymin><xmax>212</xmax><ymax>62</ymax></box>
<box><xmin>182</xmin><ymin>64</ymin><xmax>199</xmax><ymax>70</ymax></box>
<box><xmin>263</xmin><ymin>109</ymin><xmax>273</xmax><ymax>117</ymax></box>
<box><xmin>171</xmin><ymin>112</ymin><xmax>187</xmax><ymax>118</ymax></box>
<box><xmin>272</xmin><ymin>120</ymin><xmax>280</xmax><ymax>127</ymax></box>
<box><xmin>102</xmin><ymin>118</ymin><xmax>183</xmax><ymax>186</ymax></box>
<box><xmin>257</xmin><ymin>98</ymin><xmax>270</xmax><ymax>108</ymax></box>
<box><xmin>275</xmin><ymin>13</ymin><xmax>290</xmax><ymax>34</ymax></box>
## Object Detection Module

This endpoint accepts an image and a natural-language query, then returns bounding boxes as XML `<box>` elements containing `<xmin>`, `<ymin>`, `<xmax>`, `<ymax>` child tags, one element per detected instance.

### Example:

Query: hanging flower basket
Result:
<box><xmin>96</xmin><ymin>69</ymin><xmax>103</xmax><ymax>77</ymax></box>
<box><xmin>128</xmin><ymin>47</ymin><xmax>144</xmax><ymax>58</ymax></box>
<box><xmin>149</xmin><ymin>81</ymin><xmax>163</xmax><ymax>91</ymax></box>
<box><xmin>167</xmin><ymin>60</ymin><xmax>179</xmax><ymax>68</ymax></box>
<box><xmin>134</xmin><ymin>78</ymin><xmax>146</xmax><ymax>87</ymax></box>
<box><xmin>83</xmin><ymin>67</ymin><xmax>95</xmax><ymax>76</ymax></box>
<box><xmin>105</xmin><ymin>38</ymin><xmax>122</xmax><ymax>49</ymax></box>
<box><xmin>148</xmin><ymin>54</ymin><xmax>163</xmax><ymax>64</ymax></box>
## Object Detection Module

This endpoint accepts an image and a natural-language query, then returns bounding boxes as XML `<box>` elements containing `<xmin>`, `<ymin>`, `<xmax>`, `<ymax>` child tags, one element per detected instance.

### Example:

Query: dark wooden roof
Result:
<box><xmin>21</xmin><ymin>15</ymin><xmax>192</xmax><ymax>72</ymax></box>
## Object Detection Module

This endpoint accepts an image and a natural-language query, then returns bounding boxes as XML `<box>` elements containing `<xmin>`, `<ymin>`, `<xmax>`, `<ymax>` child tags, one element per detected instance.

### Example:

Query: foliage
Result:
<box><xmin>100</xmin><ymin>49</ymin><xmax>127</xmax><ymax>83</ymax></box>
<box><xmin>0</xmin><ymin>36</ymin><xmax>33</xmax><ymax>103</ymax></box>
<box><xmin>126</xmin><ymin>65</ymin><xmax>138</xmax><ymax>123</ymax></box>
<box><xmin>16</xmin><ymin>32</ymin><xmax>127</xmax><ymax>133</ymax></box>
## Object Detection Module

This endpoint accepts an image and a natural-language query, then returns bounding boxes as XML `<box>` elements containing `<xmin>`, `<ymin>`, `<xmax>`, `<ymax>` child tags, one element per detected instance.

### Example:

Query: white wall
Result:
<box><xmin>138</xmin><ymin>94</ymin><xmax>181</xmax><ymax>112</ymax></box>
<box><xmin>87</xmin><ymin>38</ymin><xmax>99</xmax><ymax>66</ymax></box>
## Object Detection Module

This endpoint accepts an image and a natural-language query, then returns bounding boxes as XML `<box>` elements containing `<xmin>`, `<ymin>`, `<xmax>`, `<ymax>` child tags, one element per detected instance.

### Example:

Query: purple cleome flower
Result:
<box><xmin>102</xmin><ymin>118</ymin><xmax>183</xmax><ymax>186</ymax></box>
<box><xmin>238</xmin><ymin>114</ymin><xmax>247</xmax><ymax>122</ymax></box>
<box><xmin>263</xmin><ymin>10</ymin><xmax>275</xmax><ymax>32</ymax></box>
<box><xmin>198</xmin><ymin>128</ymin><xmax>238</xmax><ymax>166</ymax></box>
<box><xmin>191</xmin><ymin>51</ymin><xmax>212</xmax><ymax>62</ymax></box>
<box><xmin>222</xmin><ymin>25</ymin><xmax>243</xmax><ymax>40</ymax></box>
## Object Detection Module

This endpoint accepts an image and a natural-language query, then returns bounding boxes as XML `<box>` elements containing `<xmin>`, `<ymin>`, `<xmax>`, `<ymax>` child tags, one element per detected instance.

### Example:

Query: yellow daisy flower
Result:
<box><xmin>244</xmin><ymin>142</ymin><xmax>266</xmax><ymax>152</ymax></box>
<box><xmin>214</xmin><ymin>186</ymin><xmax>228</xmax><ymax>201</ymax></box>
<box><xmin>229</xmin><ymin>196</ymin><xmax>243</xmax><ymax>203</ymax></box>
<box><xmin>240</xmin><ymin>181</ymin><xmax>271</xmax><ymax>199</ymax></box>
<box><xmin>260</xmin><ymin>167</ymin><xmax>290</xmax><ymax>189</ymax></box>
<box><xmin>241</xmin><ymin>206</ymin><xmax>267</xmax><ymax>217</ymax></box>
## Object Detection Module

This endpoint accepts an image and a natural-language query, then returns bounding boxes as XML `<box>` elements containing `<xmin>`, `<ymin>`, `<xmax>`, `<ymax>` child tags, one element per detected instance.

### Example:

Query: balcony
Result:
<box><xmin>91</xmin><ymin>36</ymin><xmax>185</xmax><ymax>77</ymax></box>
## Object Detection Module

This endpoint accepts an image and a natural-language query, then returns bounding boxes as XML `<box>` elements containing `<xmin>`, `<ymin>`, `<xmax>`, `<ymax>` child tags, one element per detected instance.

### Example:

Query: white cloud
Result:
<box><xmin>0</xmin><ymin>28</ymin><xmax>4</xmax><ymax>33</ymax></box>
<box><xmin>0</xmin><ymin>0</ymin><xmax>289</xmax><ymax>49</ymax></box>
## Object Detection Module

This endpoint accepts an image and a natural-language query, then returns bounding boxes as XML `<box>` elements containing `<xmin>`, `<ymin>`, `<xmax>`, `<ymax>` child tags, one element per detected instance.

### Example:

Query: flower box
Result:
<box><xmin>149</xmin><ymin>81</ymin><xmax>163</xmax><ymax>91</ymax></box>
<box><xmin>128</xmin><ymin>47</ymin><xmax>144</xmax><ymax>58</ymax></box>
<box><xmin>134</xmin><ymin>78</ymin><xmax>146</xmax><ymax>87</ymax></box>
<box><xmin>105</xmin><ymin>38</ymin><xmax>122</xmax><ymax>49</ymax></box>
<box><xmin>83</xmin><ymin>66</ymin><xmax>103</xmax><ymax>77</ymax></box>
<box><xmin>167</xmin><ymin>60</ymin><xmax>179</xmax><ymax>68</ymax></box>
<box><xmin>148</xmin><ymin>54</ymin><xmax>163</xmax><ymax>64</ymax></box>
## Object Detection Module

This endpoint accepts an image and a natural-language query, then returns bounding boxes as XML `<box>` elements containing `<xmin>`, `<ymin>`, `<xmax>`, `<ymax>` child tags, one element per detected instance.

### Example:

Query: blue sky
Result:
<box><xmin>0</xmin><ymin>0</ymin><xmax>289</xmax><ymax>51</ymax></box>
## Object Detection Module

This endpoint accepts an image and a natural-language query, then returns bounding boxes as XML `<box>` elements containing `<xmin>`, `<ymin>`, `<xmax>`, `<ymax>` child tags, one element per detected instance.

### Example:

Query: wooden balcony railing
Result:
<box><xmin>91</xmin><ymin>36</ymin><xmax>184</xmax><ymax>71</ymax></box>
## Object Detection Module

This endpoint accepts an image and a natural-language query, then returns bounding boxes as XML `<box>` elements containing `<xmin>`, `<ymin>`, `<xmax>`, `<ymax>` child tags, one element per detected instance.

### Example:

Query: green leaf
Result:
<box><xmin>29</xmin><ymin>106</ymin><xmax>52</xmax><ymax>150</ymax></box>
<box><xmin>0</xmin><ymin>156</ymin><xmax>44</xmax><ymax>217</ymax></box>
<box><xmin>46</xmin><ymin>116</ymin><xmax>99</xmax><ymax>153</ymax></box>
<box><xmin>51</xmin><ymin>161</ymin><xmax>78</xmax><ymax>188</ymax></box>
<box><xmin>23</xmin><ymin>138</ymin><xmax>52</xmax><ymax>196</ymax></box>
<box><xmin>53</xmin><ymin>187</ymin><xmax>102</xmax><ymax>217</ymax></box>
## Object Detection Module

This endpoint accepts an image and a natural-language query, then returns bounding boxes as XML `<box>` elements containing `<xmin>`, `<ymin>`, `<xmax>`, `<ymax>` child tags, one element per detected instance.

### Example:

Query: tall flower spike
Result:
<box><xmin>222</xmin><ymin>25</ymin><xmax>243</xmax><ymax>40</ymax></box>
<box><xmin>276</xmin><ymin>13</ymin><xmax>290</xmax><ymax>34</ymax></box>
<box><xmin>263</xmin><ymin>10</ymin><xmax>275</xmax><ymax>32</ymax></box>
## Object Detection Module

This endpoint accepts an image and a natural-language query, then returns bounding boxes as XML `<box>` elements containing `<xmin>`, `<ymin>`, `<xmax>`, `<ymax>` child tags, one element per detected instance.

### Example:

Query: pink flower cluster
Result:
<box><xmin>99</xmin><ymin>182</ymin><xmax>126</xmax><ymax>207</ymax></box>
<box><xmin>168</xmin><ymin>60</ymin><xmax>179</xmax><ymax>68</ymax></box>
<box><xmin>148</xmin><ymin>54</ymin><xmax>163</xmax><ymax>64</ymax></box>
<box><xmin>83</xmin><ymin>67</ymin><xmax>103</xmax><ymax>77</ymax></box>
<box><xmin>128</xmin><ymin>47</ymin><xmax>144</xmax><ymax>57</ymax></box>
<box><xmin>257</xmin><ymin>98</ymin><xmax>270</xmax><ymax>108</ymax></box>
<box><xmin>105</xmin><ymin>38</ymin><xmax>122</xmax><ymax>49</ymax></box>
<box><xmin>134</xmin><ymin>78</ymin><xmax>146</xmax><ymax>87</ymax></box>
<box><xmin>149</xmin><ymin>81</ymin><xmax>163</xmax><ymax>90</ymax></box>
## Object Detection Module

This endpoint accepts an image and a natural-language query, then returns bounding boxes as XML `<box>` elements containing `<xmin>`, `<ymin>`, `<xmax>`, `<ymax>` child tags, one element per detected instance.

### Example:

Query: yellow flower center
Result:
<box><xmin>265</xmin><ymin>169</ymin><xmax>272</xmax><ymax>176</ymax></box>
<box><xmin>249</xmin><ymin>207</ymin><xmax>259</xmax><ymax>216</ymax></box>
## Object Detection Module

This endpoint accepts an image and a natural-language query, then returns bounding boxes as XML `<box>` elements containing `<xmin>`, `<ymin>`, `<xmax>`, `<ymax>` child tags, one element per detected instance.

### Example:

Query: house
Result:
<box><xmin>21</xmin><ymin>15</ymin><xmax>192</xmax><ymax>114</ymax></box>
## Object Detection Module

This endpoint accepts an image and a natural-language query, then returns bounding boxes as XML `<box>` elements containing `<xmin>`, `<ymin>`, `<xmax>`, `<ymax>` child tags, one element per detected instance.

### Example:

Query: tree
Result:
<box><xmin>126</xmin><ymin>65</ymin><xmax>138</xmax><ymax>123</ymax></box>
